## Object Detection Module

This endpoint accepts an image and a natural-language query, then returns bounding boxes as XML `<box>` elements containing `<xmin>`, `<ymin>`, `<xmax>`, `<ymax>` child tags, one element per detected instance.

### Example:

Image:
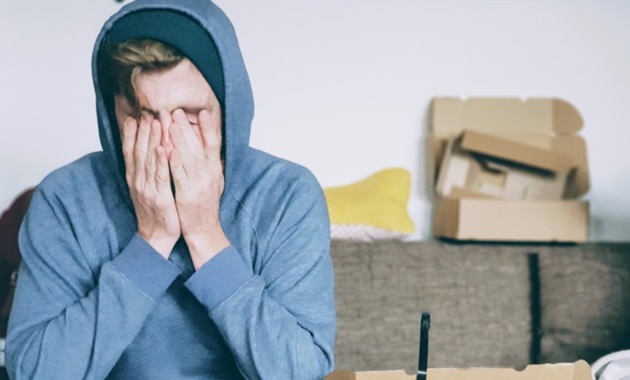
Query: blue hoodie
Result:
<box><xmin>6</xmin><ymin>1</ymin><xmax>336</xmax><ymax>379</ymax></box>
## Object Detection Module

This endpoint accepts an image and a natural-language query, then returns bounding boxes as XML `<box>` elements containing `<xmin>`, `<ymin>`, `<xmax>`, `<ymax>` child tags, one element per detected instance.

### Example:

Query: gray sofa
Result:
<box><xmin>330</xmin><ymin>240</ymin><xmax>630</xmax><ymax>373</ymax></box>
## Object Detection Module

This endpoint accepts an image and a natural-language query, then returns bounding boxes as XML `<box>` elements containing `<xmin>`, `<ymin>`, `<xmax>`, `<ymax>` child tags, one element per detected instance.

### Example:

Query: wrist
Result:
<box><xmin>185</xmin><ymin>229</ymin><xmax>230</xmax><ymax>270</ymax></box>
<box><xmin>138</xmin><ymin>232</ymin><xmax>178</xmax><ymax>258</ymax></box>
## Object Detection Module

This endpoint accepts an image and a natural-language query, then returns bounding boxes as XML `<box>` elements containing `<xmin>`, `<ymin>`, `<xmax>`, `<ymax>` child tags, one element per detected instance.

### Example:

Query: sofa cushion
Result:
<box><xmin>538</xmin><ymin>243</ymin><xmax>630</xmax><ymax>364</ymax></box>
<box><xmin>330</xmin><ymin>240</ymin><xmax>532</xmax><ymax>372</ymax></box>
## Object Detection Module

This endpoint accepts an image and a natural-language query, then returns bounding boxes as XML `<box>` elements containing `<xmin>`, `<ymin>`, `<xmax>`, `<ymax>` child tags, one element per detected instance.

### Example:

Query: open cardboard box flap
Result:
<box><xmin>431</xmin><ymin>97</ymin><xmax>582</xmax><ymax>138</ymax></box>
<box><xmin>458</xmin><ymin>129</ymin><xmax>575</xmax><ymax>173</ymax></box>
<box><xmin>326</xmin><ymin>360</ymin><xmax>591</xmax><ymax>380</ymax></box>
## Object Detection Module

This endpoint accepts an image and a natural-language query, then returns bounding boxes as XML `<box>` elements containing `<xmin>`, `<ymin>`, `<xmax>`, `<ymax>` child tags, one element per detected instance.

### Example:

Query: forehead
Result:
<box><xmin>135</xmin><ymin>58</ymin><xmax>218</xmax><ymax>113</ymax></box>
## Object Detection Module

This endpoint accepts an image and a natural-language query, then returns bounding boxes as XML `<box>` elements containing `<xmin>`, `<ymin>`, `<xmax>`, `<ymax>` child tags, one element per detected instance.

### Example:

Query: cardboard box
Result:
<box><xmin>325</xmin><ymin>360</ymin><xmax>592</xmax><ymax>380</ymax></box>
<box><xmin>432</xmin><ymin>198</ymin><xmax>588</xmax><ymax>242</ymax></box>
<box><xmin>429</xmin><ymin>97</ymin><xmax>590</xmax><ymax>242</ymax></box>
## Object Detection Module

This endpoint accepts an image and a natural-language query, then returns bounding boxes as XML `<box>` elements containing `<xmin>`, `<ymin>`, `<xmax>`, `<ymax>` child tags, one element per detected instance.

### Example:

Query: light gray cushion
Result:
<box><xmin>538</xmin><ymin>244</ymin><xmax>630</xmax><ymax>364</ymax></box>
<box><xmin>331</xmin><ymin>240</ymin><xmax>532</xmax><ymax>373</ymax></box>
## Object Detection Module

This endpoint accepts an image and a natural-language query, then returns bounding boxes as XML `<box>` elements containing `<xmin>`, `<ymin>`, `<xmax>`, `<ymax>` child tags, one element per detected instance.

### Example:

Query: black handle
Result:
<box><xmin>417</xmin><ymin>312</ymin><xmax>431</xmax><ymax>380</ymax></box>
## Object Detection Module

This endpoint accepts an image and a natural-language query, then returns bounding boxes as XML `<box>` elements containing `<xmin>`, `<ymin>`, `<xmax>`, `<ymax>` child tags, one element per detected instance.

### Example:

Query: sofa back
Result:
<box><xmin>330</xmin><ymin>241</ymin><xmax>630</xmax><ymax>373</ymax></box>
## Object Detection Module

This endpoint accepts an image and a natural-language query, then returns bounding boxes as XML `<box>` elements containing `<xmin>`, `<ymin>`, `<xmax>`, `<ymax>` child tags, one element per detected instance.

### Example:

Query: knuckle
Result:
<box><xmin>154</xmin><ymin>197</ymin><xmax>169</xmax><ymax>209</ymax></box>
<box><xmin>122</xmin><ymin>145</ymin><xmax>133</xmax><ymax>157</ymax></box>
<box><xmin>133</xmin><ymin>179</ymin><xmax>144</xmax><ymax>190</ymax></box>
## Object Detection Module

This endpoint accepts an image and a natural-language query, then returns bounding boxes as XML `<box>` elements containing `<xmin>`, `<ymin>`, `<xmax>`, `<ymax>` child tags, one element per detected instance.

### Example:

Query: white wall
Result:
<box><xmin>1</xmin><ymin>0</ymin><xmax>629</xmax><ymax>241</ymax></box>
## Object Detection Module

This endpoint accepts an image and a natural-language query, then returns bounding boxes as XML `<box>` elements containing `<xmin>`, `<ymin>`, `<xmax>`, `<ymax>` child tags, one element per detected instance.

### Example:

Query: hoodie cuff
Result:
<box><xmin>111</xmin><ymin>233</ymin><xmax>181</xmax><ymax>301</ymax></box>
<box><xmin>184</xmin><ymin>246</ymin><xmax>254</xmax><ymax>310</ymax></box>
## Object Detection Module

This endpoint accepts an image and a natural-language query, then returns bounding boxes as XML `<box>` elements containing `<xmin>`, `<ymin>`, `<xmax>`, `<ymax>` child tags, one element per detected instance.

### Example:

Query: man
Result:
<box><xmin>5</xmin><ymin>1</ymin><xmax>336</xmax><ymax>379</ymax></box>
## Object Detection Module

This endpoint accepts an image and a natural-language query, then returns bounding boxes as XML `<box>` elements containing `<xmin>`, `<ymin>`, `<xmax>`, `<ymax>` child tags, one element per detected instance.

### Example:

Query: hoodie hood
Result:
<box><xmin>92</xmin><ymin>0</ymin><xmax>254</xmax><ymax>200</ymax></box>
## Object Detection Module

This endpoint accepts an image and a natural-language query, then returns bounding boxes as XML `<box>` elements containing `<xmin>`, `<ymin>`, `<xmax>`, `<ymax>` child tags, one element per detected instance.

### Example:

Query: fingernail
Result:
<box><xmin>173</xmin><ymin>109</ymin><xmax>185</xmax><ymax>119</ymax></box>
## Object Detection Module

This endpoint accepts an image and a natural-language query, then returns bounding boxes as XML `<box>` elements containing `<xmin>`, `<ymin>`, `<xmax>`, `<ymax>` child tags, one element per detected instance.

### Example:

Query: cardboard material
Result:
<box><xmin>429</xmin><ymin>360</ymin><xmax>592</xmax><ymax>380</ymax></box>
<box><xmin>429</xmin><ymin>97</ymin><xmax>590</xmax><ymax>242</ymax></box>
<box><xmin>325</xmin><ymin>360</ymin><xmax>592</xmax><ymax>380</ymax></box>
<box><xmin>436</xmin><ymin>130</ymin><xmax>577</xmax><ymax>201</ymax></box>
<box><xmin>432</xmin><ymin>198</ymin><xmax>589</xmax><ymax>242</ymax></box>
<box><xmin>325</xmin><ymin>370</ymin><xmax>413</xmax><ymax>380</ymax></box>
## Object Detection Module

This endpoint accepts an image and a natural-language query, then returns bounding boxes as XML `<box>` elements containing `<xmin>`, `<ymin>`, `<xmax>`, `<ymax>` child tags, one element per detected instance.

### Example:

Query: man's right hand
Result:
<box><xmin>121</xmin><ymin>116</ymin><xmax>180</xmax><ymax>258</ymax></box>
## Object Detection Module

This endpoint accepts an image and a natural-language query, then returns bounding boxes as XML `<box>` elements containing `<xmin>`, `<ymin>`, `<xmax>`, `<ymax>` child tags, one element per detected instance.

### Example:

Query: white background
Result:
<box><xmin>1</xmin><ymin>0</ymin><xmax>629</xmax><ymax>241</ymax></box>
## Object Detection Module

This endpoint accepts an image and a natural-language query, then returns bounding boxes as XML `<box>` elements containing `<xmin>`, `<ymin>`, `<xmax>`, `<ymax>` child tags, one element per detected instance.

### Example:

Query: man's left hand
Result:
<box><xmin>168</xmin><ymin>108</ymin><xmax>230</xmax><ymax>269</ymax></box>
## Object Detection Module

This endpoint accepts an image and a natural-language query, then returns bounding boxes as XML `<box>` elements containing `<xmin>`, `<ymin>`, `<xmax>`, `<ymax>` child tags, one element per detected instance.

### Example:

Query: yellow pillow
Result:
<box><xmin>323</xmin><ymin>168</ymin><xmax>415</xmax><ymax>241</ymax></box>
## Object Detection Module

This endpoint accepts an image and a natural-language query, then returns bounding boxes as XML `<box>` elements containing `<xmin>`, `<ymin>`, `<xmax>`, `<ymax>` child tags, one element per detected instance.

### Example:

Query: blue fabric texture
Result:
<box><xmin>5</xmin><ymin>1</ymin><xmax>336</xmax><ymax>379</ymax></box>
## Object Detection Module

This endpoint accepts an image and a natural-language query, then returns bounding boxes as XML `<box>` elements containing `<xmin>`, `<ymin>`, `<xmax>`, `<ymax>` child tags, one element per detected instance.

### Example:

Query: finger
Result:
<box><xmin>169</xmin><ymin>117</ymin><xmax>196</xmax><ymax>166</ymax></box>
<box><xmin>198</xmin><ymin>109</ymin><xmax>221</xmax><ymax>160</ymax></box>
<box><xmin>169</xmin><ymin>148</ymin><xmax>187</xmax><ymax>187</ymax></box>
<box><xmin>121</xmin><ymin>117</ymin><xmax>138</xmax><ymax>178</ymax></box>
<box><xmin>155</xmin><ymin>145</ymin><xmax>171</xmax><ymax>191</ymax></box>
<box><xmin>145</xmin><ymin>119</ymin><xmax>161</xmax><ymax>176</ymax></box>
<box><xmin>135</xmin><ymin>116</ymin><xmax>151</xmax><ymax>173</ymax></box>
<box><xmin>158</xmin><ymin>109</ymin><xmax>173</xmax><ymax>151</ymax></box>
<box><xmin>172</xmin><ymin>109</ymin><xmax>203</xmax><ymax>155</ymax></box>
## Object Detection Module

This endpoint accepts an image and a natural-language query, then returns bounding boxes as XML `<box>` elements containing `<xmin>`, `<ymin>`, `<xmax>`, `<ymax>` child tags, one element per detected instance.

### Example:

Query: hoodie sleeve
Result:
<box><xmin>5</xmin><ymin>185</ymin><xmax>181</xmax><ymax>380</ymax></box>
<box><xmin>184</xmin><ymin>175</ymin><xmax>336</xmax><ymax>380</ymax></box>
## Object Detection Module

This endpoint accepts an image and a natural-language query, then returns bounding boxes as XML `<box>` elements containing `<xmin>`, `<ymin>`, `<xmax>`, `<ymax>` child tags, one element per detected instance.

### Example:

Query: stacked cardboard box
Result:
<box><xmin>429</xmin><ymin>97</ymin><xmax>590</xmax><ymax>243</ymax></box>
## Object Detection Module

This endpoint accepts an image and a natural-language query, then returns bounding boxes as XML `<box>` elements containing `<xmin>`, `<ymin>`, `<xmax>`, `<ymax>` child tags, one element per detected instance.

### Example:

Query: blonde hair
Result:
<box><xmin>100</xmin><ymin>38</ymin><xmax>184</xmax><ymax>107</ymax></box>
